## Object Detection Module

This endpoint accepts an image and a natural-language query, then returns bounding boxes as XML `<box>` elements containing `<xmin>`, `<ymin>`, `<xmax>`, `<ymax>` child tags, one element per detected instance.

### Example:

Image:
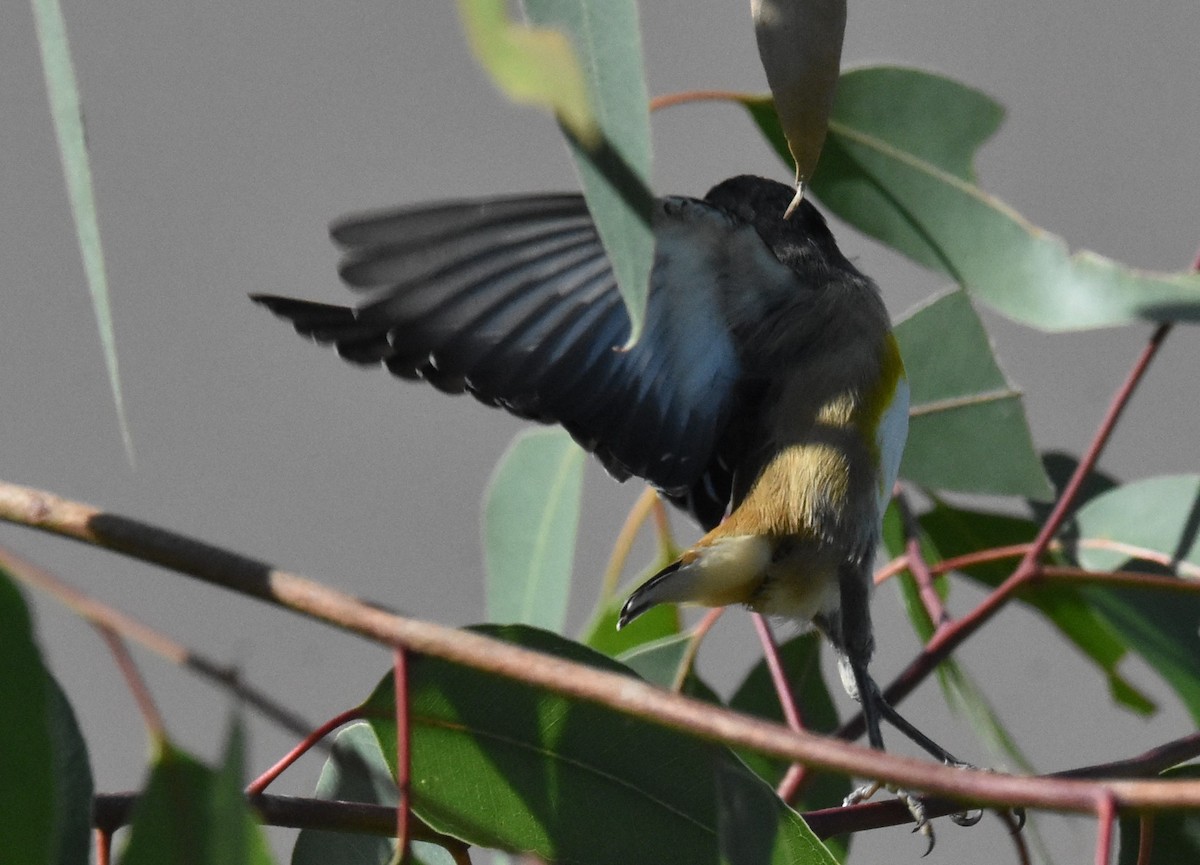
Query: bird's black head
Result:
<box><xmin>703</xmin><ymin>175</ymin><xmax>858</xmax><ymax>278</ymax></box>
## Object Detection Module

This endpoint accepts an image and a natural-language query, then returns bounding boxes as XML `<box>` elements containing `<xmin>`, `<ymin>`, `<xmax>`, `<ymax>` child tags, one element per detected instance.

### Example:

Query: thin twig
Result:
<box><xmin>670</xmin><ymin>608</ymin><xmax>723</xmax><ymax>692</ymax></box>
<box><xmin>843</xmin><ymin>325</ymin><xmax>1172</xmax><ymax>739</ymax></box>
<box><xmin>0</xmin><ymin>545</ymin><xmax>315</xmax><ymax>740</ymax></box>
<box><xmin>6</xmin><ymin>481</ymin><xmax>1200</xmax><ymax>815</ymax></box>
<box><xmin>598</xmin><ymin>487</ymin><xmax>659</xmax><ymax>600</ymax></box>
<box><xmin>1136</xmin><ymin>814</ymin><xmax>1155</xmax><ymax>865</ymax></box>
<box><xmin>997</xmin><ymin>808</ymin><xmax>1032</xmax><ymax>865</ymax></box>
<box><xmin>95</xmin><ymin>626</ymin><xmax>166</xmax><ymax>746</ymax></box>
<box><xmin>246</xmin><ymin>706</ymin><xmax>365</xmax><ymax>795</ymax></box>
<box><xmin>750</xmin><ymin>615</ymin><xmax>812</xmax><ymax>800</ymax></box>
<box><xmin>394</xmin><ymin>647</ymin><xmax>411</xmax><ymax>860</ymax></box>
<box><xmin>895</xmin><ymin>489</ymin><xmax>950</xmax><ymax>628</ymax></box>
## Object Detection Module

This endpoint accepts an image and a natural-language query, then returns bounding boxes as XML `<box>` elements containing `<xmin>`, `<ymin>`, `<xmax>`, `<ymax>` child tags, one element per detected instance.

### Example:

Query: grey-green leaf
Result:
<box><xmin>483</xmin><ymin>427</ymin><xmax>584</xmax><ymax>632</ymax></box>
<box><xmin>894</xmin><ymin>289</ymin><xmax>1052</xmax><ymax>499</ymax></box>
<box><xmin>523</xmin><ymin>0</ymin><xmax>655</xmax><ymax>344</ymax></box>
<box><xmin>32</xmin><ymin>0</ymin><xmax>133</xmax><ymax>460</ymax></box>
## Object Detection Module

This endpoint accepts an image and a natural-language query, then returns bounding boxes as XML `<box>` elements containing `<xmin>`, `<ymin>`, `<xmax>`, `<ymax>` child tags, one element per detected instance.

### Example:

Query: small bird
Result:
<box><xmin>254</xmin><ymin>174</ymin><xmax>950</xmax><ymax>829</ymax></box>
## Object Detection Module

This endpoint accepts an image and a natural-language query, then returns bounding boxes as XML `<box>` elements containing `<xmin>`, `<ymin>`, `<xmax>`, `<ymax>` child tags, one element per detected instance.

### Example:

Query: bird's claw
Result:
<box><xmin>844</xmin><ymin>781</ymin><xmax>934</xmax><ymax>854</ymax></box>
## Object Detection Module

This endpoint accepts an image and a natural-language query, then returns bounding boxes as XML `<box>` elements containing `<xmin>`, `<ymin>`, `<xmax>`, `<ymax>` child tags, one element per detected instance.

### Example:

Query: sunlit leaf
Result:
<box><xmin>31</xmin><ymin>0</ymin><xmax>133</xmax><ymax>459</ymax></box>
<box><xmin>523</xmin><ymin>0</ymin><xmax>655</xmax><ymax>343</ymax></box>
<box><xmin>363</xmin><ymin>625</ymin><xmax>816</xmax><ymax>865</ymax></box>
<box><xmin>483</xmin><ymin>428</ymin><xmax>584</xmax><ymax>632</ymax></box>
<box><xmin>894</xmin><ymin>289</ymin><xmax>1052</xmax><ymax>499</ymax></box>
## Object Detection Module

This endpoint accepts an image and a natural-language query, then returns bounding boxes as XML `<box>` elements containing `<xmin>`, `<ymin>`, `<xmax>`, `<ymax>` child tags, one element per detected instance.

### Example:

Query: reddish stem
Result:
<box><xmin>843</xmin><ymin>324</ymin><xmax>1172</xmax><ymax>739</ymax></box>
<box><xmin>246</xmin><ymin>706</ymin><xmax>365</xmax><ymax>795</ymax></box>
<box><xmin>1094</xmin><ymin>792</ymin><xmax>1117</xmax><ymax>865</ymax></box>
<box><xmin>750</xmin><ymin>615</ymin><xmax>812</xmax><ymax>799</ymax></box>
<box><xmin>96</xmin><ymin>626</ymin><xmax>167</xmax><ymax>747</ymax></box>
<box><xmin>394</xmin><ymin>646</ymin><xmax>412</xmax><ymax>861</ymax></box>
<box><xmin>895</xmin><ymin>490</ymin><xmax>950</xmax><ymax>628</ymax></box>
<box><xmin>1136</xmin><ymin>814</ymin><xmax>1155</xmax><ymax>865</ymax></box>
<box><xmin>96</xmin><ymin>828</ymin><xmax>112</xmax><ymax>865</ymax></box>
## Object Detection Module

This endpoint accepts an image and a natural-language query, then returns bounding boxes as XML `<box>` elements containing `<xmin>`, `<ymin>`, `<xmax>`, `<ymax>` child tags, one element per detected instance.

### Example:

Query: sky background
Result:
<box><xmin>3</xmin><ymin>2</ymin><xmax>1199</xmax><ymax>862</ymax></box>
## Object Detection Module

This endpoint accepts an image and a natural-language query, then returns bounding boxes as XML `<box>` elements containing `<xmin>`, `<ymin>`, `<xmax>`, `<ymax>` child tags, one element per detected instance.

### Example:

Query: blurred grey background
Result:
<box><xmin>3</xmin><ymin>1</ymin><xmax>1198</xmax><ymax>862</ymax></box>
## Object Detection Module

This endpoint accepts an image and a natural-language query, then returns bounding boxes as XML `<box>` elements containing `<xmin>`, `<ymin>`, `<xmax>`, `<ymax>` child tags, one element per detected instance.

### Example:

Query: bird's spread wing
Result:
<box><xmin>253</xmin><ymin>193</ymin><xmax>770</xmax><ymax>506</ymax></box>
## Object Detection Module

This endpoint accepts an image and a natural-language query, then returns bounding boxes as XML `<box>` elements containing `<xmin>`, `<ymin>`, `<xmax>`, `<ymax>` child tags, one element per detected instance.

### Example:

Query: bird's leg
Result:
<box><xmin>833</xmin><ymin>566</ymin><xmax>934</xmax><ymax>850</ymax></box>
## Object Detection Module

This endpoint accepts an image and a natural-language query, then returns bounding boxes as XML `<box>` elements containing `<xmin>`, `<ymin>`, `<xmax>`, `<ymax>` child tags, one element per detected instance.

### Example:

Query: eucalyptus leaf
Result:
<box><xmin>483</xmin><ymin>427</ymin><xmax>584</xmax><ymax>632</ymax></box>
<box><xmin>121</xmin><ymin>732</ymin><xmax>273</xmax><ymax>865</ymax></box>
<box><xmin>739</xmin><ymin>67</ymin><xmax>1200</xmax><ymax>331</ymax></box>
<box><xmin>894</xmin><ymin>289</ymin><xmax>1052</xmax><ymax>499</ymax></box>
<box><xmin>32</xmin><ymin>0</ymin><xmax>133</xmax><ymax>459</ymax></box>
<box><xmin>363</xmin><ymin>624</ymin><xmax>821</xmax><ymax>865</ymax></box>
<box><xmin>523</xmin><ymin>0</ymin><xmax>655</xmax><ymax>343</ymax></box>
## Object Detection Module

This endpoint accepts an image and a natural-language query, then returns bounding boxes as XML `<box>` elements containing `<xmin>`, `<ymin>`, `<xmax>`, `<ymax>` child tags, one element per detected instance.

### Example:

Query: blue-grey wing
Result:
<box><xmin>254</xmin><ymin>193</ymin><xmax>754</xmax><ymax>510</ymax></box>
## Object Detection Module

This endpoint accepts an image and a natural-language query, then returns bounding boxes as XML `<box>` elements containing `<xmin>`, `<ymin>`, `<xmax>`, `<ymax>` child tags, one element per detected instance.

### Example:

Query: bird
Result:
<box><xmin>253</xmin><ymin>173</ymin><xmax>956</xmax><ymax>833</ymax></box>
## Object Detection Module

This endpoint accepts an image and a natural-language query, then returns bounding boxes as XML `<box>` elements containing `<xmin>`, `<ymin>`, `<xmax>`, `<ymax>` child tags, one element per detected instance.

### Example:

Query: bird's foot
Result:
<box><xmin>939</xmin><ymin>761</ymin><xmax>1025</xmax><ymax>830</ymax></box>
<box><xmin>844</xmin><ymin>781</ymin><xmax>934</xmax><ymax>855</ymax></box>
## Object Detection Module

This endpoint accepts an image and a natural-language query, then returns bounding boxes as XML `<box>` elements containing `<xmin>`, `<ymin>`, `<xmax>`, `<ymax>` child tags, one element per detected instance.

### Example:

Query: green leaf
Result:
<box><xmin>617</xmin><ymin>631</ymin><xmax>695</xmax><ymax>688</ymax></box>
<box><xmin>583</xmin><ymin>568</ymin><xmax>681</xmax><ymax>657</ymax></box>
<box><xmin>292</xmin><ymin>723</ymin><xmax>398</xmax><ymax>865</ymax></box>
<box><xmin>1070</xmin><ymin>476</ymin><xmax>1200</xmax><ymax>722</ymax></box>
<box><xmin>456</xmin><ymin>0</ymin><xmax>596</xmax><ymax>144</ymax></box>
<box><xmin>741</xmin><ymin>68</ymin><xmax>1200</xmax><ymax>331</ymax></box>
<box><xmin>122</xmin><ymin>729</ymin><xmax>274</xmax><ymax>865</ymax></box>
<box><xmin>714</xmin><ymin>759</ymin><xmax>838</xmax><ymax>865</ymax></box>
<box><xmin>32</xmin><ymin>0</ymin><xmax>133</xmax><ymax>460</ymax></box>
<box><xmin>46</xmin><ymin>673</ymin><xmax>95</xmax><ymax>865</ymax></box>
<box><xmin>918</xmin><ymin>503</ymin><xmax>1156</xmax><ymax>715</ymax></box>
<box><xmin>364</xmin><ymin>624</ymin><xmax>818</xmax><ymax>865</ymax></box>
<box><xmin>523</xmin><ymin>0</ymin><xmax>655</xmax><ymax>344</ymax></box>
<box><xmin>1072</xmin><ymin>475</ymin><xmax>1200</xmax><ymax>575</ymax></box>
<box><xmin>292</xmin><ymin>723</ymin><xmax>455</xmax><ymax>865</ymax></box>
<box><xmin>483</xmin><ymin>428</ymin><xmax>585</xmax><ymax>632</ymax></box>
<box><xmin>894</xmin><ymin>289</ymin><xmax>1052</xmax><ymax>499</ymax></box>
<box><xmin>0</xmin><ymin>571</ymin><xmax>56</xmax><ymax>865</ymax></box>
<box><xmin>1117</xmin><ymin>765</ymin><xmax>1200</xmax><ymax>865</ymax></box>
<box><xmin>751</xmin><ymin>0</ymin><xmax>845</xmax><ymax>191</ymax></box>
<box><xmin>1082</xmin><ymin>586</ymin><xmax>1200</xmax><ymax>725</ymax></box>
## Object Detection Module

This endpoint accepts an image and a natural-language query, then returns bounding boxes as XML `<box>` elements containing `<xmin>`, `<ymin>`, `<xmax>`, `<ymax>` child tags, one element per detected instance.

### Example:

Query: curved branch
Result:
<box><xmin>4</xmin><ymin>478</ymin><xmax>1200</xmax><ymax>813</ymax></box>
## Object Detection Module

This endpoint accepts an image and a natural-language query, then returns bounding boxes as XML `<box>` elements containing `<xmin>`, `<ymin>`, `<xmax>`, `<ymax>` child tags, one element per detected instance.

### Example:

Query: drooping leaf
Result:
<box><xmin>738</xmin><ymin>68</ymin><xmax>1200</xmax><ymax>331</ymax></box>
<box><xmin>363</xmin><ymin>624</ymin><xmax>822</xmax><ymax>865</ymax></box>
<box><xmin>483</xmin><ymin>428</ymin><xmax>584</xmax><ymax>632</ymax></box>
<box><xmin>32</xmin><ymin>0</ymin><xmax>133</xmax><ymax>460</ymax></box>
<box><xmin>751</xmin><ymin>0</ymin><xmax>846</xmax><ymax>194</ymax></box>
<box><xmin>523</xmin><ymin>0</ymin><xmax>655</xmax><ymax>343</ymax></box>
<box><xmin>0</xmin><ymin>571</ymin><xmax>56</xmax><ymax>865</ymax></box>
<box><xmin>121</xmin><ymin>731</ymin><xmax>273</xmax><ymax>865</ymax></box>
<box><xmin>1117</xmin><ymin>765</ymin><xmax>1200</xmax><ymax>865</ymax></box>
<box><xmin>894</xmin><ymin>289</ymin><xmax>1052</xmax><ymax>499</ymax></box>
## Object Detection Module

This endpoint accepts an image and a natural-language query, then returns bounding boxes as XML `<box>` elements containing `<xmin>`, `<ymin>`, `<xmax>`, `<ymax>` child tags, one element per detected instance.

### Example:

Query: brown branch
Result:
<box><xmin>5</xmin><ymin>479</ymin><xmax>1200</xmax><ymax>815</ymax></box>
<box><xmin>895</xmin><ymin>489</ymin><xmax>950</xmax><ymax>628</ymax></box>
